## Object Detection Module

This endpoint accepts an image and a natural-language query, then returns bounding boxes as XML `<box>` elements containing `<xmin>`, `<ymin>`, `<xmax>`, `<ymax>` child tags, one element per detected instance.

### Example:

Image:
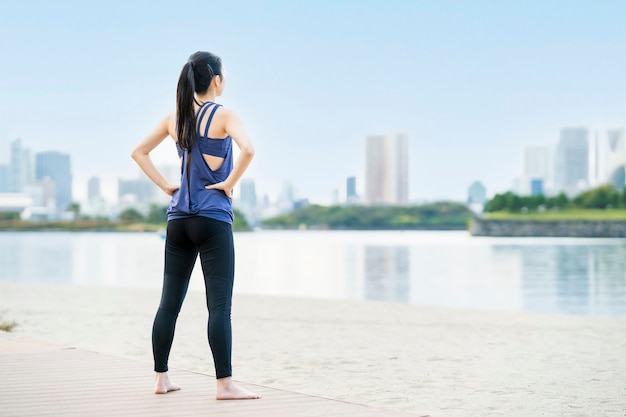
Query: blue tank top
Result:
<box><xmin>167</xmin><ymin>102</ymin><xmax>234</xmax><ymax>223</ymax></box>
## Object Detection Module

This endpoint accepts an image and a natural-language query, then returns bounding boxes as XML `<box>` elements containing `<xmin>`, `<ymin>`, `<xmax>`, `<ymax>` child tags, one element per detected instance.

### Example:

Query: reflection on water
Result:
<box><xmin>0</xmin><ymin>231</ymin><xmax>625</xmax><ymax>317</ymax></box>
<box><xmin>513</xmin><ymin>245</ymin><xmax>626</xmax><ymax>316</ymax></box>
<box><xmin>364</xmin><ymin>246</ymin><xmax>410</xmax><ymax>302</ymax></box>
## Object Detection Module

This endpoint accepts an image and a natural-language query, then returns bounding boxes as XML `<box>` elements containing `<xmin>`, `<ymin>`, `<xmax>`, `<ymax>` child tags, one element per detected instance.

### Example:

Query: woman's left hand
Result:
<box><xmin>205</xmin><ymin>182</ymin><xmax>234</xmax><ymax>199</ymax></box>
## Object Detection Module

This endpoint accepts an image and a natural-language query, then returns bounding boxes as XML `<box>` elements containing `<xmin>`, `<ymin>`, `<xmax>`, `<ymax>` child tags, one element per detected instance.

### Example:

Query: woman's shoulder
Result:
<box><xmin>164</xmin><ymin>111</ymin><xmax>177</xmax><ymax>139</ymax></box>
<box><xmin>213</xmin><ymin>104</ymin><xmax>236</xmax><ymax>118</ymax></box>
<box><xmin>211</xmin><ymin>105</ymin><xmax>241</xmax><ymax>127</ymax></box>
<box><xmin>214</xmin><ymin>105</ymin><xmax>245</xmax><ymax>126</ymax></box>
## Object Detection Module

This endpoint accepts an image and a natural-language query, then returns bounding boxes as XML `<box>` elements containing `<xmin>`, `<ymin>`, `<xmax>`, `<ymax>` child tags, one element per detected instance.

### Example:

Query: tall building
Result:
<box><xmin>35</xmin><ymin>151</ymin><xmax>72</xmax><ymax>211</ymax></box>
<box><xmin>239</xmin><ymin>178</ymin><xmax>257</xmax><ymax>208</ymax></box>
<box><xmin>87</xmin><ymin>177</ymin><xmax>101</xmax><ymax>201</ymax></box>
<box><xmin>236</xmin><ymin>178</ymin><xmax>259</xmax><ymax>226</ymax></box>
<box><xmin>276</xmin><ymin>181</ymin><xmax>296</xmax><ymax>212</ymax></box>
<box><xmin>606</xmin><ymin>129</ymin><xmax>625</xmax><ymax>155</ymax></box>
<box><xmin>590</xmin><ymin>130</ymin><xmax>602</xmax><ymax>187</ymax></box>
<box><xmin>9</xmin><ymin>138</ymin><xmax>32</xmax><ymax>193</ymax></box>
<box><xmin>28</xmin><ymin>177</ymin><xmax>55</xmax><ymax>207</ymax></box>
<box><xmin>603</xmin><ymin>129</ymin><xmax>626</xmax><ymax>190</ymax></box>
<box><xmin>467</xmin><ymin>181</ymin><xmax>487</xmax><ymax>205</ymax></box>
<box><xmin>365</xmin><ymin>134</ymin><xmax>409</xmax><ymax>205</ymax></box>
<box><xmin>118</xmin><ymin>178</ymin><xmax>155</xmax><ymax>204</ymax></box>
<box><xmin>610</xmin><ymin>166</ymin><xmax>626</xmax><ymax>190</ymax></box>
<box><xmin>530</xmin><ymin>179</ymin><xmax>544</xmax><ymax>196</ymax></box>
<box><xmin>523</xmin><ymin>146</ymin><xmax>551</xmax><ymax>195</ymax></box>
<box><xmin>554</xmin><ymin>128</ymin><xmax>589</xmax><ymax>196</ymax></box>
<box><xmin>346</xmin><ymin>176</ymin><xmax>358</xmax><ymax>205</ymax></box>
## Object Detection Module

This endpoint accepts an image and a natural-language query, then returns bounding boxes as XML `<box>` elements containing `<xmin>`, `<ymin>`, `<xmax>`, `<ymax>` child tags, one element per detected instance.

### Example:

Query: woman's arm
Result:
<box><xmin>205</xmin><ymin>108</ymin><xmax>255</xmax><ymax>198</ymax></box>
<box><xmin>130</xmin><ymin>114</ymin><xmax>180</xmax><ymax>196</ymax></box>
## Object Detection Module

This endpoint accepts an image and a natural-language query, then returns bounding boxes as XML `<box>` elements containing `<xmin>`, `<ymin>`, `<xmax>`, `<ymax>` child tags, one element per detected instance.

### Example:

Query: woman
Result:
<box><xmin>131</xmin><ymin>51</ymin><xmax>259</xmax><ymax>400</ymax></box>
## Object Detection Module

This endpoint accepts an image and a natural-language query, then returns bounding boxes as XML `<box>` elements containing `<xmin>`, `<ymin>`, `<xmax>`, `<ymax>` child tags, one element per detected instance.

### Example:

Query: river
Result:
<box><xmin>1</xmin><ymin>230</ymin><xmax>625</xmax><ymax>317</ymax></box>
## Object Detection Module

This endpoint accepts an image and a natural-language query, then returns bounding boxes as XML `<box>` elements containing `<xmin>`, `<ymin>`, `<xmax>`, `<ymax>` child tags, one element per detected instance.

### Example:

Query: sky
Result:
<box><xmin>2</xmin><ymin>0</ymin><xmax>626</xmax><ymax>205</ymax></box>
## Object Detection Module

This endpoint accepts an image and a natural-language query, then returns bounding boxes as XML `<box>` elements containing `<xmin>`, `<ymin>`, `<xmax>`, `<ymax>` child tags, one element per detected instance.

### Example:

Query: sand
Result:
<box><xmin>0</xmin><ymin>281</ymin><xmax>624</xmax><ymax>417</ymax></box>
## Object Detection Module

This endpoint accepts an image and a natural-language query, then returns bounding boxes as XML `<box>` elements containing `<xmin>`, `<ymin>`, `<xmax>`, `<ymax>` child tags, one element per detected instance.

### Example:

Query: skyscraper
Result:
<box><xmin>523</xmin><ymin>146</ymin><xmax>551</xmax><ymax>195</ymax></box>
<box><xmin>346</xmin><ymin>176</ymin><xmax>358</xmax><ymax>205</ymax></box>
<box><xmin>604</xmin><ymin>129</ymin><xmax>626</xmax><ymax>190</ymax></box>
<box><xmin>606</xmin><ymin>129</ymin><xmax>625</xmax><ymax>153</ymax></box>
<box><xmin>35</xmin><ymin>151</ymin><xmax>72</xmax><ymax>211</ymax></box>
<box><xmin>467</xmin><ymin>181</ymin><xmax>487</xmax><ymax>204</ymax></box>
<box><xmin>118</xmin><ymin>178</ymin><xmax>155</xmax><ymax>204</ymax></box>
<box><xmin>9</xmin><ymin>138</ymin><xmax>32</xmax><ymax>193</ymax></box>
<box><xmin>555</xmin><ymin>128</ymin><xmax>589</xmax><ymax>196</ymax></box>
<box><xmin>277</xmin><ymin>181</ymin><xmax>296</xmax><ymax>212</ymax></box>
<box><xmin>365</xmin><ymin>134</ymin><xmax>408</xmax><ymax>205</ymax></box>
<box><xmin>239</xmin><ymin>178</ymin><xmax>257</xmax><ymax>209</ymax></box>
<box><xmin>530</xmin><ymin>179</ymin><xmax>544</xmax><ymax>196</ymax></box>
<box><xmin>236</xmin><ymin>178</ymin><xmax>259</xmax><ymax>226</ymax></box>
<box><xmin>87</xmin><ymin>177</ymin><xmax>101</xmax><ymax>201</ymax></box>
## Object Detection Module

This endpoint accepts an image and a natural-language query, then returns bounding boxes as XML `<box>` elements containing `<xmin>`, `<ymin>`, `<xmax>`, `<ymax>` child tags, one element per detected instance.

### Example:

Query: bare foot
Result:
<box><xmin>154</xmin><ymin>372</ymin><xmax>181</xmax><ymax>394</ymax></box>
<box><xmin>216</xmin><ymin>377</ymin><xmax>261</xmax><ymax>400</ymax></box>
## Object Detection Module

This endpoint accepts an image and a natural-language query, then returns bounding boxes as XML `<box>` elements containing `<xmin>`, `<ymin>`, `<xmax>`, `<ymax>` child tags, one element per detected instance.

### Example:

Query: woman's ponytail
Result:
<box><xmin>175</xmin><ymin>52</ymin><xmax>223</xmax><ymax>150</ymax></box>
<box><xmin>176</xmin><ymin>62</ymin><xmax>196</xmax><ymax>150</ymax></box>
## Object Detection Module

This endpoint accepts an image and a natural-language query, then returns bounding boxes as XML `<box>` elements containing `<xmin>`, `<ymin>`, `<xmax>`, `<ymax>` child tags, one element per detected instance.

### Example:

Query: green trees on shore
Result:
<box><xmin>5</xmin><ymin>185</ymin><xmax>623</xmax><ymax>232</ymax></box>
<box><xmin>119</xmin><ymin>204</ymin><xmax>169</xmax><ymax>224</ymax></box>
<box><xmin>0</xmin><ymin>205</ymin><xmax>251</xmax><ymax>232</ymax></box>
<box><xmin>484</xmin><ymin>185</ymin><xmax>626</xmax><ymax>213</ymax></box>
<box><xmin>117</xmin><ymin>205</ymin><xmax>251</xmax><ymax>231</ymax></box>
<box><xmin>261</xmin><ymin>202</ymin><xmax>472</xmax><ymax>229</ymax></box>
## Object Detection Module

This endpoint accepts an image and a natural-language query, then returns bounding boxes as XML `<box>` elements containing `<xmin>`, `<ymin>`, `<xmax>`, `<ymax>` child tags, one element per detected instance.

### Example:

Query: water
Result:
<box><xmin>1</xmin><ymin>230</ymin><xmax>625</xmax><ymax>317</ymax></box>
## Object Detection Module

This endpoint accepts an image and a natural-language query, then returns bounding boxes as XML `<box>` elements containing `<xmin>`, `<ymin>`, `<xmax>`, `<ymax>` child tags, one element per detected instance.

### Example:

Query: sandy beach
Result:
<box><xmin>0</xmin><ymin>281</ymin><xmax>624</xmax><ymax>417</ymax></box>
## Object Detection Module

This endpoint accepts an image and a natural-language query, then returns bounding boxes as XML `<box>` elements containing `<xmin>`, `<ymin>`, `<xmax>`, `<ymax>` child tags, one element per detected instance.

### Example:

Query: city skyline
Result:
<box><xmin>3</xmin><ymin>124</ymin><xmax>625</xmax><ymax>216</ymax></box>
<box><xmin>3</xmin><ymin>1</ymin><xmax>626</xmax><ymax>204</ymax></box>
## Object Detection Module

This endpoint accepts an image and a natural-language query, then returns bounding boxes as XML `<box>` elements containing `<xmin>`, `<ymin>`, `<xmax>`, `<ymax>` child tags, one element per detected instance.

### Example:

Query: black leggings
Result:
<box><xmin>152</xmin><ymin>216</ymin><xmax>234</xmax><ymax>379</ymax></box>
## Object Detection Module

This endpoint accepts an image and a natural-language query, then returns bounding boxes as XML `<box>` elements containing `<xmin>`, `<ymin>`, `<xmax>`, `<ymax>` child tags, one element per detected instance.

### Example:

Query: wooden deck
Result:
<box><xmin>0</xmin><ymin>334</ymin><xmax>427</xmax><ymax>417</ymax></box>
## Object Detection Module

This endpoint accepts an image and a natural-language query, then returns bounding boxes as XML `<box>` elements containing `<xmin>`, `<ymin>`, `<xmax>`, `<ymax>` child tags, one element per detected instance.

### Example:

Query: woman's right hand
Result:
<box><xmin>163</xmin><ymin>183</ymin><xmax>180</xmax><ymax>196</ymax></box>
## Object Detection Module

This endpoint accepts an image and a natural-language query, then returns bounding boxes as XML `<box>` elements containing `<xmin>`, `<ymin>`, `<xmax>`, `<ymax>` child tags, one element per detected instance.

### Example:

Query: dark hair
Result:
<box><xmin>176</xmin><ymin>51</ymin><xmax>223</xmax><ymax>150</ymax></box>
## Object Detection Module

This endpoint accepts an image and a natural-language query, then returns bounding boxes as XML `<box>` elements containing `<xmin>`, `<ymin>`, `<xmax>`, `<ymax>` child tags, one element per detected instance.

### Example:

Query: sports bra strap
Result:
<box><xmin>203</xmin><ymin>104</ymin><xmax>222</xmax><ymax>138</ymax></box>
<box><xmin>196</xmin><ymin>102</ymin><xmax>215</xmax><ymax>136</ymax></box>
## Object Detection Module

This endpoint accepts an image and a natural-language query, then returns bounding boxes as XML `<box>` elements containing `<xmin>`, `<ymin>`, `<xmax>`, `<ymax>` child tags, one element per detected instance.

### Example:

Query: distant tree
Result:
<box><xmin>0</xmin><ymin>212</ymin><xmax>20</xmax><ymax>221</ymax></box>
<box><xmin>484</xmin><ymin>192</ymin><xmax>526</xmax><ymax>213</ymax></box>
<box><xmin>262</xmin><ymin>202</ymin><xmax>471</xmax><ymax>229</ymax></box>
<box><xmin>119</xmin><ymin>208</ymin><xmax>144</xmax><ymax>222</ymax></box>
<box><xmin>67</xmin><ymin>202</ymin><xmax>81</xmax><ymax>218</ymax></box>
<box><xmin>545</xmin><ymin>192</ymin><xmax>570</xmax><ymax>210</ymax></box>
<box><xmin>483</xmin><ymin>185</ymin><xmax>626</xmax><ymax>212</ymax></box>
<box><xmin>527</xmin><ymin>194</ymin><xmax>546</xmax><ymax>210</ymax></box>
<box><xmin>486</xmin><ymin>191</ymin><xmax>573</xmax><ymax>212</ymax></box>
<box><xmin>507</xmin><ymin>193</ymin><xmax>524</xmax><ymax>212</ymax></box>
<box><xmin>571</xmin><ymin>185</ymin><xmax>619</xmax><ymax>209</ymax></box>
<box><xmin>232</xmin><ymin>208</ymin><xmax>251</xmax><ymax>231</ymax></box>
<box><xmin>484</xmin><ymin>193</ymin><xmax>508</xmax><ymax>212</ymax></box>
<box><xmin>146</xmin><ymin>204</ymin><xmax>168</xmax><ymax>224</ymax></box>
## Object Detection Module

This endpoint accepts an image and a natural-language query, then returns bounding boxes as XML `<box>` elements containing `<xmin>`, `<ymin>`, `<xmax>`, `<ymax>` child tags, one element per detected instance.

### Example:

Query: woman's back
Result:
<box><xmin>167</xmin><ymin>102</ymin><xmax>234</xmax><ymax>223</ymax></box>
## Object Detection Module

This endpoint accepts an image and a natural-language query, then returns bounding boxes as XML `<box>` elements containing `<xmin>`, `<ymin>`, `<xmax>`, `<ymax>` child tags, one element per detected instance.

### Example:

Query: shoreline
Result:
<box><xmin>1</xmin><ymin>281</ymin><xmax>624</xmax><ymax>416</ymax></box>
<box><xmin>470</xmin><ymin>217</ymin><xmax>626</xmax><ymax>237</ymax></box>
<box><xmin>4</xmin><ymin>221</ymin><xmax>626</xmax><ymax>238</ymax></box>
